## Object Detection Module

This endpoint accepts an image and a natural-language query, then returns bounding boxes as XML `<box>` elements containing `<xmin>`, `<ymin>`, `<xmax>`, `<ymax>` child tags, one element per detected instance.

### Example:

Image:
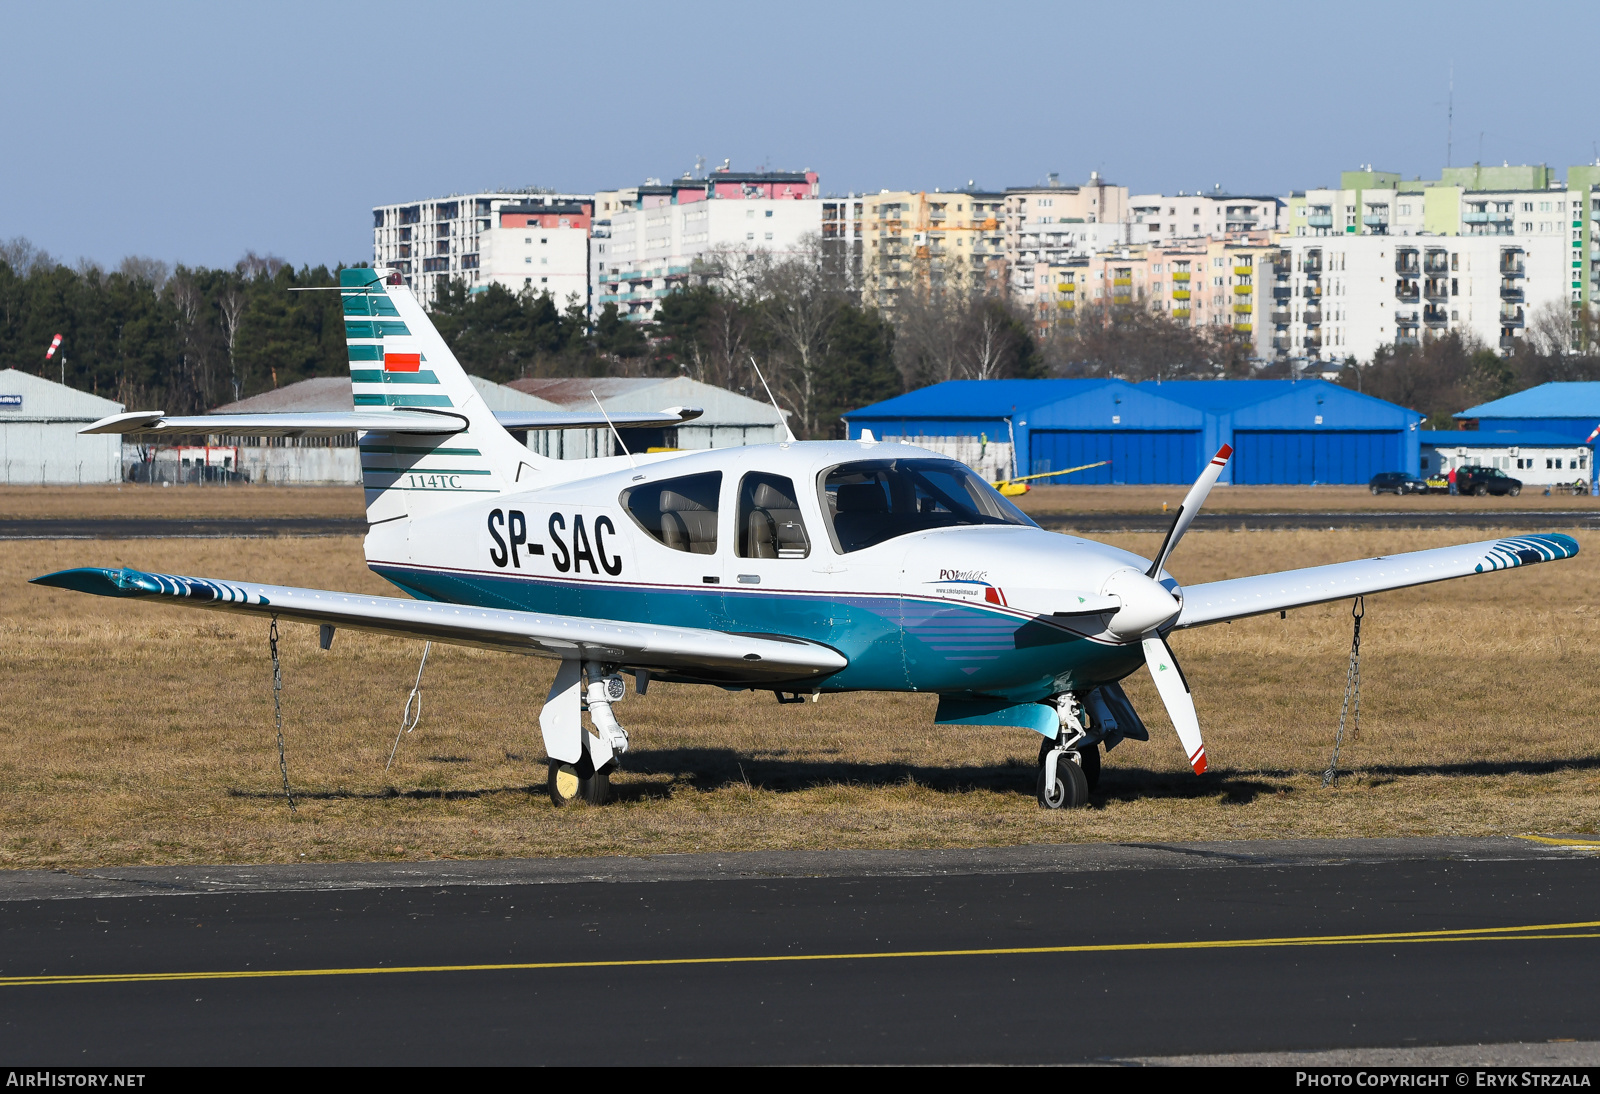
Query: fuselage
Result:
<box><xmin>365</xmin><ymin>440</ymin><xmax>1166</xmax><ymax>702</ymax></box>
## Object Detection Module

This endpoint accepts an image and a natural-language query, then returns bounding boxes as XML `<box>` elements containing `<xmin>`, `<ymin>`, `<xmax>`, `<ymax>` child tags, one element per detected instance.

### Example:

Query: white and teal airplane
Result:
<box><xmin>36</xmin><ymin>268</ymin><xmax>1581</xmax><ymax>809</ymax></box>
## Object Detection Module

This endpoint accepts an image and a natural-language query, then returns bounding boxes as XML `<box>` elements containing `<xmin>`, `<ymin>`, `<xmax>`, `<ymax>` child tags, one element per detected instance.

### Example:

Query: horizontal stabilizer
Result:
<box><xmin>30</xmin><ymin>566</ymin><xmax>846</xmax><ymax>684</ymax></box>
<box><xmin>1176</xmin><ymin>533</ymin><xmax>1579</xmax><ymax>629</ymax></box>
<box><xmin>81</xmin><ymin>410</ymin><xmax>468</xmax><ymax>437</ymax></box>
<box><xmin>493</xmin><ymin>406</ymin><xmax>703</xmax><ymax>430</ymax></box>
<box><xmin>82</xmin><ymin>406</ymin><xmax>703</xmax><ymax>438</ymax></box>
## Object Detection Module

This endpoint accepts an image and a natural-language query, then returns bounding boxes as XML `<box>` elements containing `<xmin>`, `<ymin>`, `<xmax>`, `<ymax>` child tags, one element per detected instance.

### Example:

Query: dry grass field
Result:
<box><xmin>0</xmin><ymin>484</ymin><xmax>364</xmax><ymax>520</ymax></box>
<box><xmin>3</xmin><ymin>527</ymin><xmax>1598</xmax><ymax>869</ymax></box>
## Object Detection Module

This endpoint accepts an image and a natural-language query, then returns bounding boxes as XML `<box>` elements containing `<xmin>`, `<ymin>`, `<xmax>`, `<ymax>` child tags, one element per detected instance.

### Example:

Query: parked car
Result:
<box><xmin>1454</xmin><ymin>466</ymin><xmax>1523</xmax><ymax>497</ymax></box>
<box><xmin>1368</xmin><ymin>471</ymin><xmax>1429</xmax><ymax>495</ymax></box>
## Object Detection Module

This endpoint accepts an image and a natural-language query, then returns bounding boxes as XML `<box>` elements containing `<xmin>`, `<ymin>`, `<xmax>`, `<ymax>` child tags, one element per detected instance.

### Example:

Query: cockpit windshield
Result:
<box><xmin>818</xmin><ymin>458</ymin><xmax>1037</xmax><ymax>553</ymax></box>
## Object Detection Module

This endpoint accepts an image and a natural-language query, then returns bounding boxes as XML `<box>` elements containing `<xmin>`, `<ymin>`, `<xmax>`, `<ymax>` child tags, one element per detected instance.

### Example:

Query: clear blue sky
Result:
<box><xmin>3</xmin><ymin>0</ymin><xmax>1595</xmax><ymax>271</ymax></box>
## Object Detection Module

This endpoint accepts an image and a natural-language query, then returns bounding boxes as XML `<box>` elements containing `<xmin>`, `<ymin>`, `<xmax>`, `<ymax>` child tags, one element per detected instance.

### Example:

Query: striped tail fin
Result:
<box><xmin>340</xmin><ymin>267</ymin><xmax>547</xmax><ymax>522</ymax></box>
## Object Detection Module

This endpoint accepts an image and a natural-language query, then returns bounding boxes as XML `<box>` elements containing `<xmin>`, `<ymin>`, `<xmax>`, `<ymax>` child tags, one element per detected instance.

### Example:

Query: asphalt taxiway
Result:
<box><xmin>1</xmin><ymin>837</ymin><xmax>1596</xmax><ymax>1065</ymax></box>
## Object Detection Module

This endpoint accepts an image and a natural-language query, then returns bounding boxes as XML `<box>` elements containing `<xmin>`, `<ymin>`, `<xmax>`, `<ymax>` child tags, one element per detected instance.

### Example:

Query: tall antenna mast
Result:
<box><xmin>748</xmin><ymin>356</ymin><xmax>797</xmax><ymax>443</ymax></box>
<box><xmin>1447</xmin><ymin>62</ymin><xmax>1454</xmax><ymax>167</ymax></box>
<box><xmin>591</xmin><ymin>391</ymin><xmax>637</xmax><ymax>469</ymax></box>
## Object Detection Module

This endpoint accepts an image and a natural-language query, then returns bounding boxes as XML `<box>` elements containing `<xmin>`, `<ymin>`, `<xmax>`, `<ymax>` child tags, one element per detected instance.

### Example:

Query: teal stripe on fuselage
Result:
<box><xmin>369</xmin><ymin>565</ymin><xmax>1142</xmax><ymax>698</ymax></box>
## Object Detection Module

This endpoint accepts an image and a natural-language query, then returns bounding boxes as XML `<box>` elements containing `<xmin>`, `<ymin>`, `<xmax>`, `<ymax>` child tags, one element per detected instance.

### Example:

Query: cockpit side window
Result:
<box><xmin>817</xmin><ymin>459</ymin><xmax>1036</xmax><ymax>553</ymax></box>
<box><xmin>620</xmin><ymin>471</ymin><xmax>722</xmax><ymax>554</ymax></box>
<box><xmin>737</xmin><ymin>472</ymin><xmax>810</xmax><ymax>558</ymax></box>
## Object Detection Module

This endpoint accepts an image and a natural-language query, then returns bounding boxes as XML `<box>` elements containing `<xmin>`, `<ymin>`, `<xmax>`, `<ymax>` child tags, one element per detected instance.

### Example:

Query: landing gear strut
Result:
<box><xmin>546</xmin><ymin>663</ymin><xmax>629</xmax><ymax>807</ymax></box>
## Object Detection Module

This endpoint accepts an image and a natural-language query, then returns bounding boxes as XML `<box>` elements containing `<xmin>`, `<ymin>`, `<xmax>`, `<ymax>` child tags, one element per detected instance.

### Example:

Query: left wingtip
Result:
<box><xmin>30</xmin><ymin>567</ymin><xmax>142</xmax><ymax>596</ymax></box>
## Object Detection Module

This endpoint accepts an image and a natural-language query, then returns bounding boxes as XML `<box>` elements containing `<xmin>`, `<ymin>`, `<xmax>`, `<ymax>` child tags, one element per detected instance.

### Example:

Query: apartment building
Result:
<box><xmin>1003</xmin><ymin>173</ymin><xmax>1130</xmax><ymax>300</ymax></box>
<box><xmin>1026</xmin><ymin>234</ymin><xmax>1282</xmax><ymax>359</ymax></box>
<box><xmin>1128</xmin><ymin>190</ymin><xmax>1285</xmax><ymax>242</ymax></box>
<box><xmin>1277</xmin><ymin>234</ymin><xmax>1567</xmax><ymax>363</ymax></box>
<box><xmin>822</xmin><ymin>194</ymin><xmax>867</xmax><ymax>292</ymax></box>
<box><xmin>861</xmin><ymin>190</ymin><xmax>1008</xmax><ymax>311</ymax></box>
<box><xmin>1285</xmin><ymin>165</ymin><xmax>1572</xmax><ymax>241</ymax></box>
<box><xmin>476</xmin><ymin>200</ymin><xmax>593</xmax><ymax>311</ymax></box>
<box><xmin>591</xmin><ymin>169</ymin><xmax>822</xmax><ymax>322</ymax></box>
<box><xmin>372</xmin><ymin>191</ymin><xmax>592</xmax><ymax>307</ymax></box>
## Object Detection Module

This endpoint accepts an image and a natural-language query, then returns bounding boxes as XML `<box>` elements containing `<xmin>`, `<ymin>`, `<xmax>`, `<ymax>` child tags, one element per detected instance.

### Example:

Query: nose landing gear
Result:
<box><xmin>1036</xmin><ymin>693</ymin><xmax>1096</xmax><ymax>810</ymax></box>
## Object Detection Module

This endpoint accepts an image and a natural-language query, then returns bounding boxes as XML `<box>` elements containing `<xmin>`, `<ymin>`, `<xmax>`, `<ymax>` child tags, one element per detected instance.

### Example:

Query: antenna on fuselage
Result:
<box><xmin>749</xmin><ymin>356</ymin><xmax>797</xmax><ymax>443</ymax></box>
<box><xmin>591</xmin><ymin>391</ymin><xmax>637</xmax><ymax>469</ymax></box>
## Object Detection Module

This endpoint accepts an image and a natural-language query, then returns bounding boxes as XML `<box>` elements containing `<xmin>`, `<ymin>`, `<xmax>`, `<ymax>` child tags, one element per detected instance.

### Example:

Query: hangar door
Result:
<box><xmin>1029</xmin><ymin>430</ymin><xmax>1201</xmax><ymax>485</ymax></box>
<box><xmin>1231</xmin><ymin>430</ymin><xmax>1402</xmax><ymax>485</ymax></box>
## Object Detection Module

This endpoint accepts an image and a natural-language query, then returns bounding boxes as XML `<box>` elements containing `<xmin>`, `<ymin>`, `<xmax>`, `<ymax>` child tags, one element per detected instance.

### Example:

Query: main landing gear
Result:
<box><xmin>1036</xmin><ymin>693</ymin><xmax>1101</xmax><ymax>810</ymax></box>
<box><xmin>547</xmin><ymin>665</ymin><xmax>630</xmax><ymax>807</ymax></box>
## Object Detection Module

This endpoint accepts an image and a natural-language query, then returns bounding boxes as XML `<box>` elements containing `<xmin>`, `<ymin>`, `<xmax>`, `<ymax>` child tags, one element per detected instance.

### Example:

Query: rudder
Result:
<box><xmin>340</xmin><ymin>267</ymin><xmax>546</xmax><ymax>522</ymax></box>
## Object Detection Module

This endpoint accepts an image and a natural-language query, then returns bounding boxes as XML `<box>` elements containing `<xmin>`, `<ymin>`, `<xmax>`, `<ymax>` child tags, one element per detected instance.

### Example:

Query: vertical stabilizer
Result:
<box><xmin>340</xmin><ymin>267</ymin><xmax>548</xmax><ymax>522</ymax></box>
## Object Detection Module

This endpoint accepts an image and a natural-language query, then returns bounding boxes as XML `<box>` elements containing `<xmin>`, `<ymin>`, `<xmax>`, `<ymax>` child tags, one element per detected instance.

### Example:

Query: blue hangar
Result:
<box><xmin>843</xmin><ymin>378</ymin><xmax>1422</xmax><ymax>486</ymax></box>
<box><xmin>1456</xmin><ymin>382</ymin><xmax>1600</xmax><ymax>442</ymax></box>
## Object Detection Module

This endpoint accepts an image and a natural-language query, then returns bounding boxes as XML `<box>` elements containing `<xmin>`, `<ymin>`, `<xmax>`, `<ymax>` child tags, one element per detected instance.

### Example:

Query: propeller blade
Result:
<box><xmin>1142</xmin><ymin>636</ymin><xmax>1206</xmax><ymax>774</ymax></box>
<box><xmin>1146</xmin><ymin>444</ymin><xmax>1233</xmax><ymax>579</ymax></box>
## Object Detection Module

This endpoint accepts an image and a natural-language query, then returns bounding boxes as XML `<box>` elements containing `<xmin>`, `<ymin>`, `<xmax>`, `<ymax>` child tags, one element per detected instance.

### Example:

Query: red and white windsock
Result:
<box><xmin>44</xmin><ymin>334</ymin><xmax>62</xmax><ymax>360</ymax></box>
<box><xmin>1585</xmin><ymin>422</ymin><xmax>1600</xmax><ymax>445</ymax></box>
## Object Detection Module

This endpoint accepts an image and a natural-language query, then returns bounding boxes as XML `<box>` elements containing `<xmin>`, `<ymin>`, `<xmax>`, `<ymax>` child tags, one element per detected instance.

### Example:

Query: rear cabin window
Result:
<box><xmin>620</xmin><ymin>472</ymin><xmax>721</xmax><ymax>555</ymax></box>
<box><xmin>818</xmin><ymin>458</ymin><xmax>1036</xmax><ymax>554</ymax></box>
<box><xmin>737</xmin><ymin>473</ymin><xmax>810</xmax><ymax>558</ymax></box>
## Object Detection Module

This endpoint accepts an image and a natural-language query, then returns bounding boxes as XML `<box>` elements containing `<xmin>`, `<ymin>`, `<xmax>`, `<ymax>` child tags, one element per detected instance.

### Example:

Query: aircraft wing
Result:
<box><xmin>30</xmin><ymin>566</ymin><xmax>845</xmax><ymax>685</ymax></box>
<box><xmin>81</xmin><ymin>406</ymin><xmax>703</xmax><ymax>438</ymax></box>
<box><xmin>1173</xmin><ymin>533</ymin><xmax>1578</xmax><ymax>629</ymax></box>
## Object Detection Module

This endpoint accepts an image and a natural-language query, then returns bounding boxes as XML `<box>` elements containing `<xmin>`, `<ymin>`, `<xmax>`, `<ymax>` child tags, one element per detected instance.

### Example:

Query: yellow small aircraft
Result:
<box><xmin>993</xmin><ymin>461</ymin><xmax>1110</xmax><ymax>497</ymax></box>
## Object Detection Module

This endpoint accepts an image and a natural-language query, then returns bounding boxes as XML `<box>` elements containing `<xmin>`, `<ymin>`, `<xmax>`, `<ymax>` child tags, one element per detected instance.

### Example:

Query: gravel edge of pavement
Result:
<box><xmin>2</xmin><ymin>836</ymin><xmax>1594</xmax><ymax>902</ymax></box>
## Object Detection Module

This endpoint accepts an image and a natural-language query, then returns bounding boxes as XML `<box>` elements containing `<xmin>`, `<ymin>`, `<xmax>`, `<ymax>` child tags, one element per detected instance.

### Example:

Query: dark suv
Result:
<box><xmin>1454</xmin><ymin>466</ymin><xmax>1522</xmax><ymax>497</ymax></box>
<box><xmin>1368</xmin><ymin>471</ymin><xmax>1427</xmax><ymax>495</ymax></box>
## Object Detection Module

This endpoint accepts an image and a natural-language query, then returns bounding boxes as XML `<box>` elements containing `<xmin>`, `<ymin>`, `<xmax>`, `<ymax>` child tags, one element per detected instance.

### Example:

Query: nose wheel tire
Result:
<box><xmin>1078</xmin><ymin>742</ymin><xmax>1101</xmax><ymax>791</ymax></box>
<box><xmin>547</xmin><ymin>760</ymin><xmax>611</xmax><ymax>806</ymax></box>
<box><xmin>1037</xmin><ymin>754</ymin><xmax>1089</xmax><ymax>809</ymax></box>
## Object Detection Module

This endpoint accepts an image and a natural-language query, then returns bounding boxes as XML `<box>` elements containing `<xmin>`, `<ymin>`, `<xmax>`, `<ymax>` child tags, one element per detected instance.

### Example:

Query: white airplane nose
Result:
<box><xmin>1101</xmin><ymin>567</ymin><xmax>1181</xmax><ymax>640</ymax></box>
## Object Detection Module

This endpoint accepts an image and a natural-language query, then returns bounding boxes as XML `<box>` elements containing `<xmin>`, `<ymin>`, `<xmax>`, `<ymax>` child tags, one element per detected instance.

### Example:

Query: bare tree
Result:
<box><xmin>237</xmin><ymin>251</ymin><xmax>288</xmax><ymax>280</ymax></box>
<box><xmin>218</xmin><ymin>283</ymin><xmax>246</xmax><ymax>402</ymax></box>
<box><xmin>0</xmin><ymin>237</ymin><xmax>55</xmax><ymax>276</ymax></box>
<box><xmin>1526</xmin><ymin>299</ymin><xmax>1571</xmax><ymax>357</ymax></box>
<box><xmin>756</xmin><ymin>238</ymin><xmax>845</xmax><ymax>437</ymax></box>
<box><xmin>167</xmin><ymin>272</ymin><xmax>213</xmax><ymax>412</ymax></box>
<box><xmin>118</xmin><ymin>255</ymin><xmax>171</xmax><ymax>290</ymax></box>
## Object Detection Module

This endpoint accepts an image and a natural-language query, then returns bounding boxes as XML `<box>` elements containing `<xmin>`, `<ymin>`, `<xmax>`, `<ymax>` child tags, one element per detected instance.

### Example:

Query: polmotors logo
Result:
<box><xmin>938</xmin><ymin>568</ymin><xmax>988</xmax><ymax>583</ymax></box>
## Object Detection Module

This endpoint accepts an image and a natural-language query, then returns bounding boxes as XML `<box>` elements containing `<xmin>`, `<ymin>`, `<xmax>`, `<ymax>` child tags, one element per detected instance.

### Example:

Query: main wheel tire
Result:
<box><xmin>548</xmin><ymin>761</ymin><xmax>582</xmax><ymax>806</ymax></box>
<box><xmin>1037</xmin><ymin>755</ymin><xmax>1089</xmax><ymax>810</ymax></box>
<box><xmin>548</xmin><ymin>761</ymin><xmax>612</xmax><ymax>806</ymax></box>
<box><xmin>1078</xmin><ymin>743</ymin><xmax>1101</xmax><ymax>792</ymax></box>
<box><xmin>1509</xmin><ymin>485</ymin><xmax>1521</xmax><ymax>496</ymax></box>
<box><xmin>580</xmin><ymin>766</ymin><xmax>611</xmax><ymax>805</ymax></box>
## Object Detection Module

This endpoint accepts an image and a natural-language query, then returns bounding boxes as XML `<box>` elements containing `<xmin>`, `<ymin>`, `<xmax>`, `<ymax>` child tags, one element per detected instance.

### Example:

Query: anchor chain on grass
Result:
<box><xmin>1322</xmin><ymin>596</ymin><xmax>1364</xmax><ymax>788</ymax></box>
<box><xmin>386</xmin><ymin>641</ymin><xmax>431</xmax><ymax>773</ymax></box>
<box><xmin>268</xmin><ymin>616</ymin><xmax>295</xmax><ymax>812</ymax></box>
